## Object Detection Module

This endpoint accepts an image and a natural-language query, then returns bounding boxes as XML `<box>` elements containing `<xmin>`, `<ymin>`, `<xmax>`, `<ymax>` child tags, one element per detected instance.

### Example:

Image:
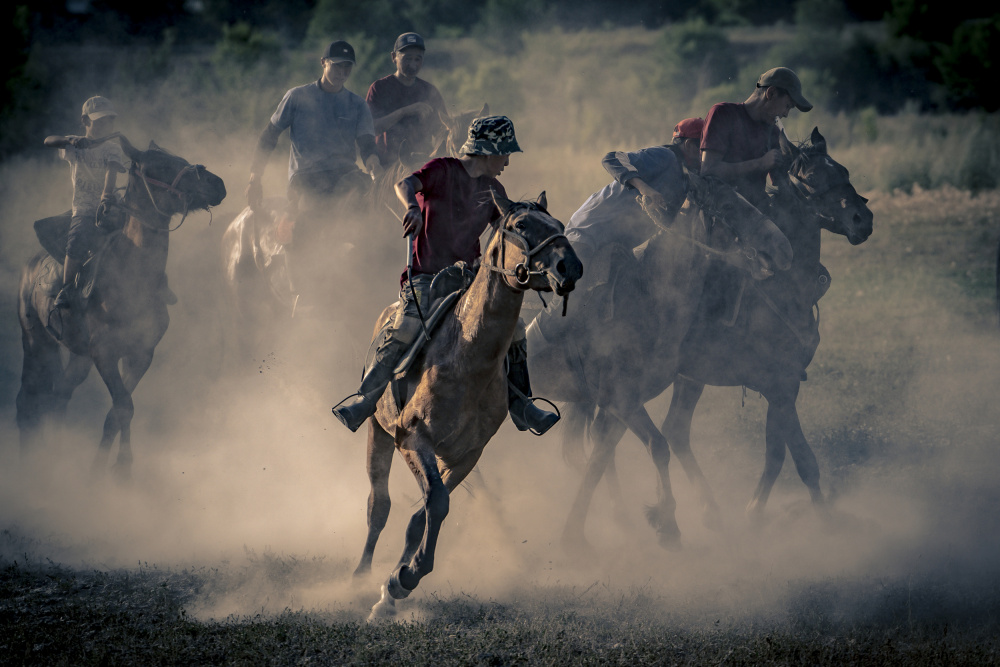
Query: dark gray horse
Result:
<box><xmin>558</xmin><ymin>128</ymin><xmax>873</xmax><ymax>548</ymax></box>
<box><xmin>17</xmin><ymin>137</ymin><xmax>226</xmax><ymax>478</ymax></box>
<box><xmin>527</xmin><ymin>171</ymin><xmax>793</xmax><ymax>550</ymax></box>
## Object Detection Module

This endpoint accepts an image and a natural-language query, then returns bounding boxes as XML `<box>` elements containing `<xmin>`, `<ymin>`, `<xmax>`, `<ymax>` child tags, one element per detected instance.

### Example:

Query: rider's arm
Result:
<box><xmin>357</xmin><ymin>134</ymin><xmax>381</xmax><ymax>178</ymax></box>
<box><xmin>246</xmin><ymin>122</ymin><xmax>282</xmax><ymax>209</ymax></box>
<box><xmin>700</xmin><ymin>149</ymin><xmax>779</xmax><ymax>182</ymax></box>
<box><xmin>372</xmin><ymin>104</ymin><xmax>432</xmax><ymax>134</ymax></box>
<box><xmin>249</xmin><ymin>121</ymin><xmax>282</xmax><ymax>181</ymax></box>
<box><xmin>395</xmin><ymin>174</ymin><xmax>424</xmax><ymax>236</ymax></box>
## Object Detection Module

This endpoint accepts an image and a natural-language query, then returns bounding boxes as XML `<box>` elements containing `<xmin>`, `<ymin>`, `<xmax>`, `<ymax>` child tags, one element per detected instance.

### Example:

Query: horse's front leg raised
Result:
<box><xmin>373</xmin><ymin>435</ymin><xmax>450</xmax><ymax>612</ymax></box>
<box><xmin>618</xmin><ymin>406</ymin><xmax>681</xmax><ymax>551</ymax></box>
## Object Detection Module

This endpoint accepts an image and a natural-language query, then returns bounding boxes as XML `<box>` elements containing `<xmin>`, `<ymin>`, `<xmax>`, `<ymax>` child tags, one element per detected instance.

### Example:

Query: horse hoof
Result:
<box><xmin>560</xmin><ymin>528</ymin><xmax>596</xmax><ymax>560</ymax></box>
<box><xmin>367</xmin><ymin>584</ymin><xmax>397</xmax><ymax>623</ymax></box>
<box><xmin>387</xmin><ymin>567</ymin><xmax>412</xmax><ymax>600</ymax></box>
<box><xmin>657</xmin><ymin>528</ymin><xmax>682</xmax><ymax>552</ymax></box>
<box><xmin>111</xmin><ymin>463</ymin><xmax>132</xmax><ymax>485</ymax></box>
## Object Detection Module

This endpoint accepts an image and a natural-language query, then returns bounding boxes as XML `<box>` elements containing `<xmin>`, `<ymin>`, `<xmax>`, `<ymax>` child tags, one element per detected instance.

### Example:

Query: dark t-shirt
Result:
<box><xmin>701</xmin><ymin>102</ymin><xmax>780</xmax><ymax>206</ymax></box>
<box><xmin>402</xmin><ymin>157</ymin><xmax>506</xmax><ymax>284</ymax></box>
<box><xmin>367</xmin><ymin>75</ymin><xmax>448</xmax><ymax>167</ymax></box>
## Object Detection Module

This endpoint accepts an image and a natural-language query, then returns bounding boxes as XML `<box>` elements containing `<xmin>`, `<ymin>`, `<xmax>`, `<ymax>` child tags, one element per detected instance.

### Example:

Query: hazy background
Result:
<box><xmin>0</xmin><ymin>0</ymin><xmax>998</xmax><ymax>626</ymax></box>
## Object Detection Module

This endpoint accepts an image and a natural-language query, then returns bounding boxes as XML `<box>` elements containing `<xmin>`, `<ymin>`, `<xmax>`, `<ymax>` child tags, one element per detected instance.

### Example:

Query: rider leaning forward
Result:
<box><xmin>700</xmin><ymin>66</ymin><xmax>812</xmax><ymax>209</ymax></box>
<box><xmin>332</xmin><ymin>115</ymin><xmax>559</xmax><ymax>436</ymax></box>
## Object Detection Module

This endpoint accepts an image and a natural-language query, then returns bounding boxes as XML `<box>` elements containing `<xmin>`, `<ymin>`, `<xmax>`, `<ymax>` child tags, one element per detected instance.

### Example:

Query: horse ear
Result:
<box><xmin>479</xmin><ymin>103</ymin><xmax>489</xmax><ymax>116</ymax></box>
<box><xmin>491</xmin><ymin>189</ymin><xmax>514</xmax><ymax>216</ymax></box>
<box><xmin>535</xmin><ymin>191</ymin><xmax>547</xmax><ymax>210</ymax></box>
<box><xmin>810</xmin><ymin>127</ymin><xmax>827</xmax><ymax>154</ymax></box>
<box><xmin>118</xmin><ymin>134</ymin><xmax>141</xmax><ymax>161</ymax></box>
<box><xmin>778</xmin><ymin>130</ymin><xmax>797</xmax><ymax>158</ymax></box>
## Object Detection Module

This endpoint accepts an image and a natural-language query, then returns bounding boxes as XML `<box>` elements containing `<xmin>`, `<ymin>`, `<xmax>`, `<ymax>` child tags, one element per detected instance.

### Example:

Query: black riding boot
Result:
<box><xmin>332</xmin><ymin>338</ymin><xmax>407</xmax><ymax>432</ymax></box>
<box><xmin>506</xmin><ymin>339</ymin><xmax>559</xmax><ymax>435</ymax></box>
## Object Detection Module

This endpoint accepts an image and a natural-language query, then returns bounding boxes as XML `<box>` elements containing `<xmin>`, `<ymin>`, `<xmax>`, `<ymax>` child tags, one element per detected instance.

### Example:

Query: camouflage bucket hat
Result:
<box><xmin>459</xmin><ymin>115</ymin><xmax>522</xmax><ymax>156</ymax></box>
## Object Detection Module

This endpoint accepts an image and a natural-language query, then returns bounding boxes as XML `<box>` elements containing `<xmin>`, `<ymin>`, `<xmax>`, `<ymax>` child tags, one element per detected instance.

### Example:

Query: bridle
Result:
<box><xmin>483</xmin><ymin>203</ymin><xmax>569</xmax><ymax>292</ymax></box>
<box><xmin>124</xmin><ymin>157</ymin><xmax>208</xmax><ymax>233</ymax></box>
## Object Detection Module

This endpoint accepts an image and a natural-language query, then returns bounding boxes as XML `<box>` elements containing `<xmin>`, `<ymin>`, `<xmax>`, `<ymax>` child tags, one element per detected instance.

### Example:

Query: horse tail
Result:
<box><xmin>16</xmin><ymin>253</ymin><xmax>64</xmax><ymax>450</ymax></box>
<box><xmin>560</xmin><ymin>400</ymin><xmax>596</xmax><ymax>472</ymax></box>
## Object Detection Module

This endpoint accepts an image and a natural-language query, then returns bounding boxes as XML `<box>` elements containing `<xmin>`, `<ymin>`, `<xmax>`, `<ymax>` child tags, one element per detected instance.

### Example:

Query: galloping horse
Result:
<box><xmin>527</xmin><ymin>173</ymin><xmax>792</xmax><ymax>550</ymax></box>
<box><xmin>661</xmin><ymin>127</ymin><xmax>873</xmax><ymax>518</ymax></box>
<box><xmin>355</xmin><ymin>193</ymin><xmax>582</xmax><ymax>621</ymax></box>
<box><xmin>16</xmin><ymin>136</ymin><xmax>226</xmax><ymax>478</ymax></box>
<box><xmin>564</xmin><ymin>128</ymin><xmax>873</xmax><ymax>536</ymax></box>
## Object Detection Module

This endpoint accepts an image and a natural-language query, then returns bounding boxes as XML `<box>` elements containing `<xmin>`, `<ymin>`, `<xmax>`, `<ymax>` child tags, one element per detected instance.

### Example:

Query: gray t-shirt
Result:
<box><xmin>59</xmin><ymin>138</ymin><xmax>128</xmax><ymax>217</ymax></box>
<box><xmin>270</xmin><ymin>81</ymin><xmax>375</xmax><ymax>181</ymax></box>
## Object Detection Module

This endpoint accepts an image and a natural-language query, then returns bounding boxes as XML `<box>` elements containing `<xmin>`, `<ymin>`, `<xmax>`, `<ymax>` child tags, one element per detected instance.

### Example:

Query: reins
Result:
<box><xmin>483</xmin><ymin>204</ymin><xmax>568</xmax><ymax>292</ymax></box>
<box><xmin>123</xmin><ymin>160</ymin><xmax>206</xmax><ymax>233</ymax></box>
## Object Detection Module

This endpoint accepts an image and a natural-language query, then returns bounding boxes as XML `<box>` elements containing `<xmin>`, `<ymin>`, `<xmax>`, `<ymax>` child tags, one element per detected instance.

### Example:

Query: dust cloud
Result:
<box><xmin>1</xmin><ymin>71</ymin><xmax>999</xmax><ymax>630</ymax></box>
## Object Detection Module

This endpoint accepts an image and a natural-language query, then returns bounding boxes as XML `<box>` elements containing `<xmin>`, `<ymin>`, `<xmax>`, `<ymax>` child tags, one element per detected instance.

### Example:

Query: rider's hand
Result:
<box><xmin>245</xmin><ymin>175</ymin><xmax>263</xmax><ymax>211</ymax></box>
<box><xmin>632</xmin><ymin>178</ymin><xmax>667</xmax><ymax>210</ymax></box>
<box><xmin>409</xmin><ymin>102</ymin><xmax>433</xmax><ymax>119</ymax></box>
<box><xmin>760</xmin><ymin>148</ymin><xmax>783</xmax><ymax>172</ymax></box>
<box><xmin>402</xmin><ymin>205</ymin><xmax>423</xmax><ymax>237</ymax></box>
<box><xmin>69</xmin><ymin>137</ymin><xmax>92</xmax><ymax>150</ymax></box>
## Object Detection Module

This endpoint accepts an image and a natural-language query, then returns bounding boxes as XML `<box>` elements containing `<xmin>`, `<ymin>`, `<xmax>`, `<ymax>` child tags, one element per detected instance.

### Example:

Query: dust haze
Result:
<box><xmin>1</xmin><ymin>51</ymin><xmax>999</xmax><ymax>629</ymax></box>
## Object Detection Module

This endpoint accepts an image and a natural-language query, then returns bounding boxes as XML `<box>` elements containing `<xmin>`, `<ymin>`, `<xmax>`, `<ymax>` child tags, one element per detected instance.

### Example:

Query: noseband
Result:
<box><xmin>484</xmin><ymin>205</ymin><xmax>568</xmax><ymax>292</ymax></box>
<box><xmin>127</xmin><ymin>159</ymin><xmax>207</xmax><ymax>232</ymax></box>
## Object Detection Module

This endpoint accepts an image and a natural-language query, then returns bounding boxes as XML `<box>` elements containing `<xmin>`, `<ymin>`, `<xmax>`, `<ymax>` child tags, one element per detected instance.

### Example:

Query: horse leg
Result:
<box><xmin>354</xmin><ymin>419</ymin><xmax>395</xmax><ymax>578</ymax></box>
<box><xmin>385</xmin><ymin>437</ymin><xmax>450</xmax><ymax>600</ymax></box>
<box><xmin>768</xmin><ymin>390</ymin><xmax>824</xmax><ymax>508</ymax></box>
<box><xmin>617</xmin><ymin>406</ymin><xmax>681</xmax><ymax>551</ymax></box>
<box><xmin>661</xmin><ymin>378</ymin><xmax>722</xmax><ymax>530</ymax></box>
<box><xmin>561</xmin><ymin>407</ymin><xmax>627</xmax><ymax>554</ymax></box>
<box><xmin>16</xmin><ymin>327</ymin><xmax>64</xmax><ymax>453</ymax></box>
<box><xmin>746</xmin><ymin>391</ymin><xmax>798</xmax><ymax>519</ymax></box>
<box><xmin>51</xmin><ymin>353</ymin><xmax>92</xmax><ymax>416</ymax></box>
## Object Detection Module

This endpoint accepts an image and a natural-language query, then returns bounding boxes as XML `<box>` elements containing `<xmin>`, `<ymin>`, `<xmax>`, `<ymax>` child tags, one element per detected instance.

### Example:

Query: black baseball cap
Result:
<box><xmin>323</xmin><ymin>40</ymin><xmax>356</xmax><ymax>64</ymax></box>
<box><xmin>393</xmin><ymin>32</ymin><xmax>425</xmax><ymax>52</ymax></box>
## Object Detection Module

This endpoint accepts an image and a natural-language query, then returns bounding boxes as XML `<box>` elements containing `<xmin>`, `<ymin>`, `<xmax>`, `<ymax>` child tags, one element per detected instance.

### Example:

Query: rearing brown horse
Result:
<box><xmin>356</xmin><ymin>192</ymin><xmax>582</xmax><ymax>622</ymax></box>
<box><xmin>16</xmin><ymin>136</ymin><xmax>226</xmax><ymax>478</ymax></box>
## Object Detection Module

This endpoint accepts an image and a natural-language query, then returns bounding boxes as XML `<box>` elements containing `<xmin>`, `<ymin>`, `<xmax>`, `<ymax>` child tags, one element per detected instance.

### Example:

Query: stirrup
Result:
<box><xmin>509</xmin><ymin>391</ymin><xmax>561</xmax><ymax>436</ymax></box>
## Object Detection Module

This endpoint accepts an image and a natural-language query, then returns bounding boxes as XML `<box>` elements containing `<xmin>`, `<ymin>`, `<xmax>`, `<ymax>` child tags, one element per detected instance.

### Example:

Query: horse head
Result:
<box><xmin>688</xmin><ymin>172</ymin><xmax>793</xmax><ymax>281</ymax></box>
<box><xmin>778</xmin><ymin>128</ymin><xmax>873</xmax><ymax>245</ymax></box>
<box><xmin>487</xmin><ymin>191</ymin><xmax>583</xmax><ymax>297</ymax></box>
<box><xmin>119</xmin><ymin>135</ymin><xmax>227</xmax><ymax>224</ymax></box>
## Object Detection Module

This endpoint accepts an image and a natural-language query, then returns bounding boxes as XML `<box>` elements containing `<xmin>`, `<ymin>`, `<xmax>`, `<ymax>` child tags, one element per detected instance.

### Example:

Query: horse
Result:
<box><xmin>354</xmin><ymin>192</ymin><xmax>582</xmax><ymax>622</ymax></box>
<box><xmin>564</xmin><ymin>127</ymin><xmax>873</xmax><ymax>538</ymax></box>
<box><xmin>526</xmin><ymin>172</ymin><xmax>793</xmax><ymax>551</ymax></box>
<box><xmin>220</xmin><ymin>104</ymin><xmax>489</xmax><ymax>361</ymax></box>
<box><xmin>16</xmin><ymin>136</ymin><xmax>227</xmax><ymax>478</ymax></box>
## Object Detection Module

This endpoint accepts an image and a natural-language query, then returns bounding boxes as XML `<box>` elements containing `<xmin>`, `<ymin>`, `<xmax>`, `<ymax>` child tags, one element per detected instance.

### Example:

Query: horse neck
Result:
<box><xmin>772</xmin><ymin>188</ymin><xmax>822</xmax><ymax>272</ymax></box>
<box><xmin>455</xmin><ymin>261</ymin><xmax>525</xmax><ymax>362</ymax></box>
<box><xmin>118</xmin><ymin>213</ymin><xmax>171</xmax><ymax>285</ymax></box>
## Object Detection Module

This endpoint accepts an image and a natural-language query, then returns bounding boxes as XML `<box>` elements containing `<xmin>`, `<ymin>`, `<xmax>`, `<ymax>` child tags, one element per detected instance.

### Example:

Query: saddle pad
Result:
<box><xmin>33</xmin><ymin>212</ymin><xmax>72</xmax><ymax>264</ymax></box>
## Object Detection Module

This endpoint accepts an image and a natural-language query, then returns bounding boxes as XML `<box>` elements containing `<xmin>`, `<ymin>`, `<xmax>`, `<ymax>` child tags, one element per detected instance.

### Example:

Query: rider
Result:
<box><xmin>700</xmin><ymin>66</ymin><xmax>812</xmax><ymax>209</ymax></box>
<box><xmin>563</xmin><ymin>117</ymin><xmax>704</xmax><ymax>273</ymax></box>
<box><xmin>245</xmin><ymin>40</ymin><xmax>382</xmax><ymax>287</ymax></box>
<box><xmin>700</xmin><ymin>67</ymin><xmax>812</xmax><ymax>324</ymax></box>
<box><xmin>366</xmin><ymin>32</ymin><xmax>449</xmax><ymax>169</ymax></box>
<box><xmin>43</xmin><ymin>96</ymin><xmax>133</xmax><ymax>338</ymax></box>
<box><xmin>332</xmin><ymin>115</ymin><xmax>559</xmax><ymax>435</ymax></box>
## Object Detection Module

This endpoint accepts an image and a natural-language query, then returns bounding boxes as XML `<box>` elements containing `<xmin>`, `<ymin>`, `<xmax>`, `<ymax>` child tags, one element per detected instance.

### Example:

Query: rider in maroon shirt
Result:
<box><xmin>333</xmin><ymin>116</ymin><xmax>559</xmax><ymax>436</ymax></box>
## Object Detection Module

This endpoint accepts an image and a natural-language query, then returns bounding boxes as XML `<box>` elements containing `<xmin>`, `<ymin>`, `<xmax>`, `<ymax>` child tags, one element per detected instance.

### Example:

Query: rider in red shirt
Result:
<box><xmin>333</xmin><ymin>116</ymin><xmax>559</xmax><ymax>435</ymax></box>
